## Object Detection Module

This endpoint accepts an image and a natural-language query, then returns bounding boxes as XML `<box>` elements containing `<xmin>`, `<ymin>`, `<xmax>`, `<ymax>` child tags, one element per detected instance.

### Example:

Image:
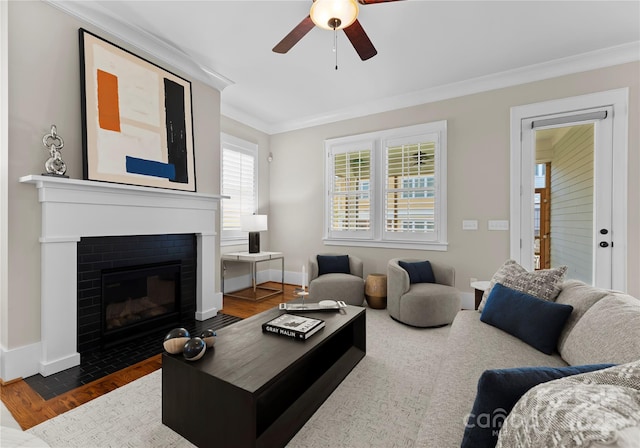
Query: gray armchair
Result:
<box><xmin>387</xmin><ymin>258</ymin><xmax>460</xmax><ymax>327</ymax></box>
<box><xmin>309</xmin><ymin>254</ymin><xmax>365</xmax><ymax>306</ymax></box>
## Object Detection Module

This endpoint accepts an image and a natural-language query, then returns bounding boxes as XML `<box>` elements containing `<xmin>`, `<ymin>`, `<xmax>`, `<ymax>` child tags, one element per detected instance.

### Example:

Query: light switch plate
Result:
<box><xmin>462</xmin><ymin>220</ymin><xmax>478</xmax><ymax>230</ymax></box>
<box><xmin>488</xmin><ymin>220</ymin><xmax>509</xmax><ymax>231</ymax></box>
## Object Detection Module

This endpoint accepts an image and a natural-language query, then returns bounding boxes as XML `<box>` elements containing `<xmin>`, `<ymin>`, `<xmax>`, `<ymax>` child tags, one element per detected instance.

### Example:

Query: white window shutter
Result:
<box><xmin>221</xmin><ymin>134</ymin><xmax>258</xmax><ymax>241</ymax></box>
<box><xmin>328</xmin><ymin>145</ymin><xmax>373</xmax><ymax>239</ymax></box>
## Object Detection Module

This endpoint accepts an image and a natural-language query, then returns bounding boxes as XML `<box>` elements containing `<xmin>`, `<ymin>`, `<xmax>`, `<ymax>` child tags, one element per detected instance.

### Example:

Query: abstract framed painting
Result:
<box><xmin>79</xmin><ymin>28</ymin><xmax>196</xmax><ymax>191</ymax></box>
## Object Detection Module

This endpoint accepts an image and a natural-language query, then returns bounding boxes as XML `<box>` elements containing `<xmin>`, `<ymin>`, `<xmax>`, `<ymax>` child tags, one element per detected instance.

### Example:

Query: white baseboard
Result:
<box><xmin>223</xmin><ymin>271</ymin><xmax>477</xmax><ymax>312</ymax></box>
<box><xmin>196</xmin><ymin>306</ymin><xmax>219</xmax><ymax>321</ymax></box>
<box><xmin>0</xmin><ymin>342</ymin><xmax>41</xmax><ymax>382</ymax></box>
<box><xmin>40</xmin><ymin>352</ymin><xmax>81</xmax><ymax>377</ymax></box>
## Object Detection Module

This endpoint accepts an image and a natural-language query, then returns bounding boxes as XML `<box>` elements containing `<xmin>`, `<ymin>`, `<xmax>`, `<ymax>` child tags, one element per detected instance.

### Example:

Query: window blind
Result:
<box><xmin>385</xmin><ymin>141</ymin><xmax>436</xmax><ymax>233</ymax></box>
<box><xmin>222</xmin><ymin>147</ymin><xmax>256</xmax><ymax>232</ymax></box>
<box><xmin>329</xmin><ymin>149</ymin><xmax>371</xmax><ymax>232</ymax></box>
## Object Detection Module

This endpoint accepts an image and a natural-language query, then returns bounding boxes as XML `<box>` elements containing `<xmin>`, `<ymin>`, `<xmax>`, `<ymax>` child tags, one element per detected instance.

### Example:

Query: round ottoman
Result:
<box><xmin>389</xmin><ymin>283</ymin><xmax>460</xmax><ymax>327</ymax></box>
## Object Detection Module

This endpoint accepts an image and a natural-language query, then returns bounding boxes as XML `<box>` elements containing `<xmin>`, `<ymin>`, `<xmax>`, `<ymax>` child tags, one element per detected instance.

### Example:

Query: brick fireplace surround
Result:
<box><xmin>17</xmin><ymin>175</ymin><xmax>223</xmax><ymax>378</ymax></box>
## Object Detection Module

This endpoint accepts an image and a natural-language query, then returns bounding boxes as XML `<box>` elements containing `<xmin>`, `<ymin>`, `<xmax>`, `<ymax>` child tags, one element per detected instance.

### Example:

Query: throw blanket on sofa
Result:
<box><xmin>497</xmin><ymin>360</ymin><xmax>640</xmax><ymax>448</ymax></box>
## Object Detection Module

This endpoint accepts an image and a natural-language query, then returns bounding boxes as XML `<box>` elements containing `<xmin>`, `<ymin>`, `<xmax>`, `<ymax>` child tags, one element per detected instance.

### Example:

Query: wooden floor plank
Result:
<box><xmin>1</xmin><ymin>282</ymin><xmax>298</xmax><ymax>430</ymax></box>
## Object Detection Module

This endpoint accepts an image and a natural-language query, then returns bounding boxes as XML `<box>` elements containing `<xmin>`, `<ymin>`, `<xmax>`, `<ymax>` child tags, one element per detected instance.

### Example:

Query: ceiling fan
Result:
<box><xmin>272</xmin><ymin>0</ymin><xmax>404</xmax><ymax>61</ymax></box>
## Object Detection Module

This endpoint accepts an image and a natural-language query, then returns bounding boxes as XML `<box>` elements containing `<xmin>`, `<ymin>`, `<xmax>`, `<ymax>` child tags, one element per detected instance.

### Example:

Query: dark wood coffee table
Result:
<box><xmin>162</xmin><ymin>305</ymin><xmax>366</xmax><ymax>448</ymax></box>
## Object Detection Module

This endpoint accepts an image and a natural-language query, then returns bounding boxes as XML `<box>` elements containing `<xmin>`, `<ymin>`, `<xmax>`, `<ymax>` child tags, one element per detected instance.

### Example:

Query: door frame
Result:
<box><xmin>509</xmin><ymin>88</ymin><xmax>628</xmax><ymax>290</ymax></box>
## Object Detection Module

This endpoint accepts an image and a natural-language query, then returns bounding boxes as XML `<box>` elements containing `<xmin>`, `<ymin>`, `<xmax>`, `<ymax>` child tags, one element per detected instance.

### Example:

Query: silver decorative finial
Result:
<box><xmin>42</xmin><ymin>125</ymin><xmax>67</xmax><ymax>177</ymax></box>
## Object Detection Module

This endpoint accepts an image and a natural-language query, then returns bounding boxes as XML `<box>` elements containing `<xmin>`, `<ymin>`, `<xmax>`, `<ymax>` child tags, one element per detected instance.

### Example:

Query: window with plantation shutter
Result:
<box><xmin>384</xmin><ymin>135</ymin><xmax>440</xmax><ymax>242</ymax></box>
<box><xmin>221</xmin><ymin>134</ymin><xmax>258</xmax><ymax>243</ymax></box>
<box><xmin>328</xmin><ymin>142</ymin><xmax>373</xmax><ymax>239</ymax></box>
<box><xmin>324</xmin><ymin>121</ymin><xmax>447</xmax><ymax>250</ymax></box>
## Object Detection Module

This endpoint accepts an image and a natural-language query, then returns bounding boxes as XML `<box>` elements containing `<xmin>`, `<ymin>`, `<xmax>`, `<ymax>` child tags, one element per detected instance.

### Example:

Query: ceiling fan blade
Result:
<box><xmin>358</xmin><ymin>0</ymin><xmax>404</xmax><ymax>4</ymax></box>
<box><xmin>343</xmin><ymin>19</ymin><xmax>377</xmax><ymax>61</ymax></box>
<box><xmin>272</xmin><ymin>15</ymin><xmax>315</xmax><ymax>54</ymax></box>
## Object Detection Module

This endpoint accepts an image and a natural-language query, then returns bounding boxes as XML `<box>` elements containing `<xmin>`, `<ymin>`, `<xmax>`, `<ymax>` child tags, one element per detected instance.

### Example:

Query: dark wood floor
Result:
<box><xmin>1</xmin><ymin>282</ymin><xmax>298</xmax><ymax>430</ymax></box>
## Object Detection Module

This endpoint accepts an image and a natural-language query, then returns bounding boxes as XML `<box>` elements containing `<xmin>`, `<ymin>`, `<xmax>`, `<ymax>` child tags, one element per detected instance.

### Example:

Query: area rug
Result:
<box><xmin>27</xmin><ymin>308</ymin><xmax>450</xmax><ymax>447</ymax></box>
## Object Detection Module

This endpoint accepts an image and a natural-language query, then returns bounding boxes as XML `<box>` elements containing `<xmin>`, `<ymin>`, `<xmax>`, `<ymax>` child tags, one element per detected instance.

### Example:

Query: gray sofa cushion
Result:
<box><xmin>561</xmin><ymin>294</ymin><xmax>640</xmax><ymax>365</ymax></box>
<box><xmin>555</xmin><ymin>279</ymin><xmax>610</xmax><ymax>354</ymax></box>
<box><xmin>416</xmin><ymin>311</ymin><xmax>567</xmax><ymax>448</ymax></box>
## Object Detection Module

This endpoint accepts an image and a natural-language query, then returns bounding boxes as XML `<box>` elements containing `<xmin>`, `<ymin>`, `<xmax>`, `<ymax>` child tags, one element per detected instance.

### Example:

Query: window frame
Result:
<box><xmin>220</xmin><ymin>133</ymin><xmax>258</xmax><ymax>245</ymax></box>
<box><xmin>323</xmin><ymin>121</ymin><xmax>448</xmax><ymax>251</ymax></box>
<box><xmin>326</xmin><ymin>138</ymin><xmax>375</xmax><ymax>241</ymax></box>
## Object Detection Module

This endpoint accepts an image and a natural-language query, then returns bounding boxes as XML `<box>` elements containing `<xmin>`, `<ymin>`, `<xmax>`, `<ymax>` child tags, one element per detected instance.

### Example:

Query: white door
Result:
<box><xmin>523</xmin><ymin>111</ymin><xmax>612</xmax><ymax>286</ymax></box>
<box><xmin>510</xmin><ymin>89</ymin><xmax>628</xmax><ymax>291</ymax></box>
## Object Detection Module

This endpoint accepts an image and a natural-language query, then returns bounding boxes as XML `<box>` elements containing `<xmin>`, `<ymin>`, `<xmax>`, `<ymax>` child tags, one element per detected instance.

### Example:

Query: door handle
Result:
<box><xmin>599</xmin><ymin>241</ymin><xmax>609</xmax><ymax>248</ymax></box>
<box><xmin>600</xmin><ymin>229</ymin><xmax>609</xmax><ymax>235</ymax></box>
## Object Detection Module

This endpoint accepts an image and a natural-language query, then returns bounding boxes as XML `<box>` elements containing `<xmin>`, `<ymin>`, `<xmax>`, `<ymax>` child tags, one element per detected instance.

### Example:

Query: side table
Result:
<box><xmin>365</xmin><ymin>273</ymin><xmax>387</xmax><ymax>309</ymax></box>
<box><xmin>221</xmin><ymin>251</ymin><xmax>284</xmax><ymax>301</ymax></box>
<box><xmin>470</xmin><ymin>280</ymin><xmax>491</xmax><ymax>310</ymax></box>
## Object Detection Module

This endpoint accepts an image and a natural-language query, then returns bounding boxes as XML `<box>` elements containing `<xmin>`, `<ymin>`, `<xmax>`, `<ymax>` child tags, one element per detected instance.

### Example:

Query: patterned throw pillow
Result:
<box><xmin>461</xmin><ymin>363</ymin><xmax>615</xmax><ymax>448</ymax></box>
<box><xmin>477</xmin><ymin>260</ymin><xmax>567</xmax><ymax>312</ymax></box>
<box><xmin>496</xmin><ymin>360</ymin><xmax>640</xmax><ymax>448</ymax></box>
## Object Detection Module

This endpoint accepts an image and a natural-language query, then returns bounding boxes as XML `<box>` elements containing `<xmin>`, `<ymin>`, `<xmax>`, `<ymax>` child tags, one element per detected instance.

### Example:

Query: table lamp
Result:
<box><xmin>241</xmin><ymin>214</ymin><xmax>268</xmax><ymax>253</ymax></box>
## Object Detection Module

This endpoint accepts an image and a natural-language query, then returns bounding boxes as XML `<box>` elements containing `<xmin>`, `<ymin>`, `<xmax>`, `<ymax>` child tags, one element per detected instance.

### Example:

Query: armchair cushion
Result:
<box><xmin>317</xmin><ymin>255</ymin><xmax>351</xmax><ymax>276</ymax></box>
<box><xmin>398</xmin><ymin>260</ymin><xmax>436</xmax><ymax>284</ymax></box>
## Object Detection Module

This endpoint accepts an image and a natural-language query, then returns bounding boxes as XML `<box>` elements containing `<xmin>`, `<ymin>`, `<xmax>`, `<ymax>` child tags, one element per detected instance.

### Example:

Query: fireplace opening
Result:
<box><xmin>101</xmin><ymin>261</ymin><xmax>181</xmax><ymax>348</ymax></box>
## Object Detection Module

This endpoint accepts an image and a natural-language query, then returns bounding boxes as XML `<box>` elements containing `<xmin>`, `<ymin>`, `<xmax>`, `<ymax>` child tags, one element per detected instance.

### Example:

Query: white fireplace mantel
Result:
<box><xmin>20</xmin><ymin>175</ymin><xmax>223</xmax><ymax>376</ymax></box>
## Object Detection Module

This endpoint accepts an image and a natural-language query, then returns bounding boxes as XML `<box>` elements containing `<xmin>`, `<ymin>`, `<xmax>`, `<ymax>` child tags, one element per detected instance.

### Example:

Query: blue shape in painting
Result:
<box><xmin>126</xmin><ymin>156</ymin><xmax>176</xmax><ymax>180</ymax></box>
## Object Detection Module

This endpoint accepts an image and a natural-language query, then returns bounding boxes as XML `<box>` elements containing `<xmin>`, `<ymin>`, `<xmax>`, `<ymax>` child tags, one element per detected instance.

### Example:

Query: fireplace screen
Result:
<box><xmin>101</xmin><ymin>262</ymin><xmax>181</xmax><ymax>343</ymax></box>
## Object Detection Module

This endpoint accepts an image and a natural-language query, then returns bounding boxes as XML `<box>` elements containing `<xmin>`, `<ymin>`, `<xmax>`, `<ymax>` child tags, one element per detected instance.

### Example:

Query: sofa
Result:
<box><xmin>417</xmin><ymin>279</ymin><xmax>640</xmax><ymax>447</ymax></box>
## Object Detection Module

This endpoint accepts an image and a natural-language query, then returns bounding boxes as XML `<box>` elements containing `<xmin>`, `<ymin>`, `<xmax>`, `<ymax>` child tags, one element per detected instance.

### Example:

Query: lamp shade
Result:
<box><xmin>310</xmin><ymin>0</ymin><xmax>359</xmax><ymax>30</ymax></box>
<box><xmin>241</xmin><ymin>214</ymin><xmax>268</xmax><ymax>232</ymax></box>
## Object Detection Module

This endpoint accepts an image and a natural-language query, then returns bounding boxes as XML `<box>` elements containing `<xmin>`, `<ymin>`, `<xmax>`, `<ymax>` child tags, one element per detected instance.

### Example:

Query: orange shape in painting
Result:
<box><xmin>97</xmin><ymin>69</ymin><xmax>121</xmax><ymax>132</ymax></box>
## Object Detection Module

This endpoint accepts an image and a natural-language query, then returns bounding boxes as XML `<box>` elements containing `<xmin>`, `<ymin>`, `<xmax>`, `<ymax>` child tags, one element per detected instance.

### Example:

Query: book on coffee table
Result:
<box><xmin>262</xmin><ymin>314</ymin><xmax>325</xmax><ymax>340</ymax></box>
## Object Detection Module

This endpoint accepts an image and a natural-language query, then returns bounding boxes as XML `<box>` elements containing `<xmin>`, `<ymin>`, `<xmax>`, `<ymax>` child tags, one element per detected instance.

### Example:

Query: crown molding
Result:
<box><xmin>221</xmin><ymin>103</ymin><xmax>274</xmax><ymax>135</ymax></box>
<box><xmin>43</xmin><ymin>0</ymin><xmax>638</xmax><ymax>135</ymax></box>
<box><xmin>45</xmin><ymin>0</ymin><xmax>234</xmax><ymax>92</ymax></box>
<box><xmin>261</xmin><ymin>41</ymin><xmax>640</xmax><ymax>135</ymax></box>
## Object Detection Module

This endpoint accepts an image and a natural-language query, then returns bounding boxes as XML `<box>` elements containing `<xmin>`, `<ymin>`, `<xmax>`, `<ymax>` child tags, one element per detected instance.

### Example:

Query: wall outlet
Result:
<box><xmin>462</xmin><ymin>220</ymin><xmax>478</xmax><ymax>230</ymax></box>
<box><xmin>470</xmin><ymin>277</ymin><xmax>477</xmax><ymax>287</ymax></box>
<box><xmin>488</xmin><ymin>220</ymin><xmax>509</xmax><ymax>231</ymax></box>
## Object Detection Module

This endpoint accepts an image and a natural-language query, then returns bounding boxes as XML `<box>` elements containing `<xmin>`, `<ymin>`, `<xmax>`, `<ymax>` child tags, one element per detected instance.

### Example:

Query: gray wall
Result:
<box><xmin>2</xmin><ymin>0</ymin><xmax>640</xmax><ymax>372</ymax></box>
<box><xmin>219</xmin><ymin>116</ymin><xmax>272</xmax><ymax>283</ymax></box>
<box><xmin>4</xmin><ymin>0</ymin><xmax>221</xmax><ymax>352</ymax></box>
<box><xmin>268</xmin><ymin>63</ymin><xmax>640</xmax><ymax>301</ymax></box>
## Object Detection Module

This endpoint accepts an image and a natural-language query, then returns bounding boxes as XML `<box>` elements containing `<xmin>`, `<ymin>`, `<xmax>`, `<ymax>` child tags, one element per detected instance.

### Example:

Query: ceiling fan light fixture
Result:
<box><xmin>310</xmin><ymin>0</ymin><xmax>359</xmax><ymax>30</ymax></box>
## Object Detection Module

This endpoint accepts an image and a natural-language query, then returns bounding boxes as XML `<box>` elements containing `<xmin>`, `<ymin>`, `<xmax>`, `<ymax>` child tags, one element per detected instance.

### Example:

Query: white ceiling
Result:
<box><xmin>53</xmin><ymin>0</ymin><xmax>640</xmax><ymax>134</ymax></box>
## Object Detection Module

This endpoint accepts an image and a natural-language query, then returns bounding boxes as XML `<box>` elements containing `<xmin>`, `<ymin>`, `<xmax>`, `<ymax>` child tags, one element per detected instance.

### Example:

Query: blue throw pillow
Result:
<box><xmin>317</xmin><ymin>255</ymin><xmax>350</xmax><ymax>276</ymax></box>
<box><xmin>460</xmin><ymin>364</ymin><xmax>615</xmax><ymax>448</ymax></box>
<box><xmin>398</xmin><ymin>260</ymin><xmax>435</xmax><ymax>284</ymax></box>
<box><xmin>480</xmin><ymin>283</ymin><xmax>573</xmax><ymax>355</ymax></box>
